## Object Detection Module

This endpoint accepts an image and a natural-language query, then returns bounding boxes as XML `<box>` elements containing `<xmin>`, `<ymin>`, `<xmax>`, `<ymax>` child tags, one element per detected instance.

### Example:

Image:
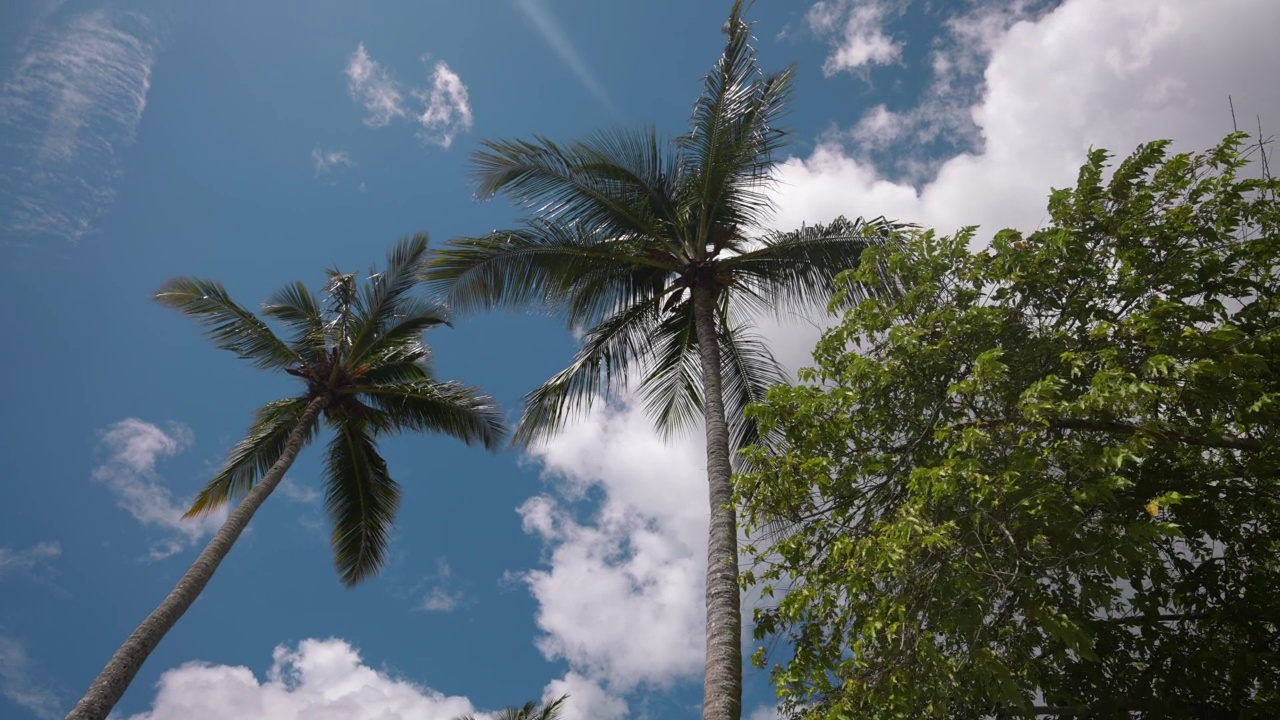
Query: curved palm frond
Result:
<box><xmin>351</xmin><ymin>297</ymin><xmax>450</xmax><ymax>367</ymax></box>
<box><xmin>351</xmin><ymin>234</ymin><xmax>437</xmax><ymax>360</ymax></box>
<box><xmin>355</xmin><ymin>380</ymin><xmax>506</xmax><ymax>450</ymax></box>
<box><xmin>261</xmin><ymin>280</ymin><xmax>325</xmax><ymax>363</ymax></box>
<box><xmin>155</xmin><ymin>278</ymin><xmax>300</xmax><ymax>371</ymax></box>
<box><xmin>472</xmin><ymin>128</ymin><xmax>679</xmax><ymax>244</ymax></box>
<box><xmin>637</xmin><ymin>299</ymin><xmax>703</xmax><ymax>439</ymax></box>
<box><xmin>324</xmin><ymin>420</ymin><xmax>399</xmax><ymax>587</ymax></box>
<box><xmin>426</xmin><ymin>221</ymin><xmax>676</xmax><ymax>316</ymax></box>
<box><xmin>723</xmin><ymin>215</ymin><xmax>912</xmax><ymax>315</ymax></box>
<box><xmin>715</xmin><ymin>307</ymin><xmax>787</xmax><ymax>461</ymax></box>
<box><xmin>513</xmin><ymin>296</ymin><xmax>664</xmax><ymax>446</ymax></box>
<box><xmin>183</xmin><ymin>397</ymin><xmax>318</xmax><ymax>517</ymax></box>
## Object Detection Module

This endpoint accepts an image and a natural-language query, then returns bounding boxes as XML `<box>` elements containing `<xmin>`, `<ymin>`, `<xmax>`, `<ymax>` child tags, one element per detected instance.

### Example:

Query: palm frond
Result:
<box><xmin>324</xmin><ymin>420</ymin><xmax>399</xmax><ymax>587</ymax></box>
<box><xmin>715</xmin><ymin>307</ymin><xmax>788</xmax><ymax>462</ymax></box>
<box><xmin>723</xmin><ymin>215</ymin><xmax>911</xmax><ymax>315</ymax></box>
<box><xmin>426</xmin><ymin>221</ymin><xmax>674</xmax><ymax>316</ymax></box>
<box><xmin>155</xmin><ymin>278</ymin><xmax>300</xmax><ymax>371</ymax></box>
<box><xmin>350</xmin><ymin>234</ymin><xmax>435</xmax><ymax>359</ymax></box>
<box><xmin>678</xmin><ymin>0</ymin><xmax>793</xmax><ymax>242</ymax></box>
<box><xmin>324</xmin><ymin>270</ymin><xmax>359</xmax><ymax>358</ymax></box>
<box><xmin>513</xmin><ymin>297</ymin><xmax>663</xmax><ymax>446</ymax></box>
<box><xmin>184</xmin><ymin>397</ymin><xmax>317</xmax><ymax>517</ymax></box>
<box><xmin>261</xmin><ymin>280</ymin><xmax>325</xmax><ymax>363</ymax></box>
<box><xmin>350</xmin><ymin>297</ymin><xmax>450</xmax><ymax>367</ymax></box>
<box><xmin>356</xmin><ymin>380</ymin><xmax>507</xmax><ymax>450</ymax></box>
<box><xmin>637</xmin><ymin>299</ymin><xmax>704</xmax><ymax>439</ymax></box>
<box><xmin>471</xmin><ymin>128</ymin><xmax>679</xmax><ymax>243</ymax></box>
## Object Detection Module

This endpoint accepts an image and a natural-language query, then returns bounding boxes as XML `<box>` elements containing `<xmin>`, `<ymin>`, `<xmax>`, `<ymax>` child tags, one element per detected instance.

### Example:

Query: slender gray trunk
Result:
<box><xmin>692</xmin><ymin>285</ymin><xmax>742</xmax><ymax>720</ymax></box>
<box><xmin>66</xmin><ymin>395</ymin><xmax>329</xmax><ymax>720</ymax></box>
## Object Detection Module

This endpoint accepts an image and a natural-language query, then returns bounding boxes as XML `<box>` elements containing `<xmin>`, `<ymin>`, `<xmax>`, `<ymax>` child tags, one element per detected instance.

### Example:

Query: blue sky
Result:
<box><xmin>1</xmin><ymin>1</ymin><xmax>1277</xmax><ymax>719</ymax></box>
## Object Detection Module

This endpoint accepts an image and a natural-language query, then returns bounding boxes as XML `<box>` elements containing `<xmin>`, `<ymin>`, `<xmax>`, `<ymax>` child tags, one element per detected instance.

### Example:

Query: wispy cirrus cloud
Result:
<box><xmin>0</xmin><ymin>632</ymin><xmax>61</xmax><ymax>720</ymax></box>
<box><xmin>0</xmin><ymin>541</ymin><xmax>61</xmax><ymax>582</ymax></box>
<box><xmin>0</xmin><ymin>9</ymin><xmax>160</xmax><ymax>243</ymax></box>
<box><xmin>513</xmin><ymin>0</ymin><xmax>618</xmax><ymax>116</ymax></box>
<box><xmin>92</xmin><ymin>419</ymin><xmax>225</xmax><ymax>561</ymax></box>
<box><xmin>311</xmin><ymin>146</ymin><xmax>356</xmax><ymax>178</ymax></box>
<box><xmin>415</xmin><ymin>557</ymin><xmax>466</xmax><ymax>613</ymax></box>
<box><xmin>413</xmin><ymin>62</ymin><xmax>473</xmax><ymax>149</ymax></box>
<box><xmin>344</xmin><ymin>45</ymin><xmax>473</xmax><ymax>149</ymax></box>
<box><xmin>346</xmin><ymin>43</ymin><xmax>406</xmax><ymax>128</ymax></box>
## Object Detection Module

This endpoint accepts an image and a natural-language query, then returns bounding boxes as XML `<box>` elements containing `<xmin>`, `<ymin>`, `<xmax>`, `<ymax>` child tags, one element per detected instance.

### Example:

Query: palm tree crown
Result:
<box><xmin>159</xmin><ymin>233</ymin><xmax>506</xmax><ymax>585</ymax></box>
<box><xmin>426</xmin><ymin>7</ymin><xmax>900</xmax><ymax>453</ymax></box>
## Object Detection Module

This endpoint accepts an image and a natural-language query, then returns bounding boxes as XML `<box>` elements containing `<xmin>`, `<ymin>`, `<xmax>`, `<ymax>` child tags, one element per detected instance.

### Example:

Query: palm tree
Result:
<box><xmin>67</xmin><ymin>234</ymin><xmax>507</xmax><ymax>720</ymax></box>
<box><xmin>423</xmin><ymin>4</ymin><xmax>903</xmax><ymax>719</ymax></box>
<box><xmin>453</xmin><ymin>694</ymin><xmax>568</xmax><ymax>720</ymax></box>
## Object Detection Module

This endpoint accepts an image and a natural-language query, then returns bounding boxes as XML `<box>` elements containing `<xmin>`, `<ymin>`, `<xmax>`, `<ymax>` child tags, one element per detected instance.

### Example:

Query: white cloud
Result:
<box><xmin>413</xmin><ymin>62</ymin><xmax>474</xmax><ymax>149</ymax></box>
<box><xmin>279</xmin><ymin>477</ymin><xmax>320</xmax><ymax>505</ymax></box>
<box><xmin>746</xmin><ymin>705</ymin><xmax>782</xmax><ymax>720</ymax></box>
<box><xmin>775</xmin><ymin>0</ymin><xmax>1280</xmax><ymax>242</ymax></box>
<box><xmin>0</xmin><ymin>632</ymin><xmax>61</xmax><ymax>720</ymax></box>
<box><xmin>808</xmin><ymin>0</ymin><xmax>903</xmax><ymax>75</ymax></box>
<box><xmin>515</xmin><ymin>401</ymin><xmax>709</xmax><ymax>698</ymax></box>
<box><xmin>92</xmin><ymin>419</ymin><xmax>226</xmax><ymax>561</ymax></box>
<box><xmin>509</xmin><ymin>0</ymin><xmax>1280</xmax><ymax>713</ymax></box>
<box><xmin>541</xmin><ymin>672</ymin><xmax>627</xmax><ymax>720</ymax></box>
<box><xmin>344</xmin><ymin>45</ymin><xmax>474</xmax><ymax>150</ymax></box>
<box><xmin>416</xmin><ymin>558</ymin><xmax>465</xmax><ymax>613</ymax></box>
<box><xmin>119</xmin><ymin>639</ymin><xmax>480</xmax><ymax>720</ymax></box>
<box><xmin>345</xmin><ymin>43</ymin><xmax>406</xmax><ymax>127</ymax></box>
<box><xmin>311</xmin><ymin>147</ymin><xmax>355</xmax><ymax>177</ymax></box>
<box><xmin>0</xmin><ymin>541</ymin><xmax>61</xmax><ymax>580</ymax></box>
<box><xmin>514</xmin><ymin>0</ymin><xmax>618</xmax><ymax>116</ymax></box>
<box><xmin>0</xmin><ymin>9</ymin><xmax>159</xmax><ymax>242</ymax></box>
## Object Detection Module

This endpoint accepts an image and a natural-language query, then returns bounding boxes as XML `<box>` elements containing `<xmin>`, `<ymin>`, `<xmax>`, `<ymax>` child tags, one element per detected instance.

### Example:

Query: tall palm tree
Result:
<box><xmin>424</xmin><ymin>4</ymin><xmax>903</xmax><ymax>719</ymax></box>
<box><xmin>67</xmin><ymin>234</ymin><xmax>507</xmax><ymax>720</ymax></box>
<box><xmin>453</xmin><ymin>694</ymin><xmax>568</xmax><ymax>720</ymax></box>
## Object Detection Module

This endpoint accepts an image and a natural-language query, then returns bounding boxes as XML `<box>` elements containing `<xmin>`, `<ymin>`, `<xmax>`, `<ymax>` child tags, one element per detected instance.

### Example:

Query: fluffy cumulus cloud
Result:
<box><xmin>0</xmin><ymin>8</ymin><xmax>159</xmax><ymax>243</ymax></box>
<box><xmin>774</xmin><ymin>0</ymin><xmax>1280</xmax><ymax>242</ymax></box>
<box><xmin>91</xmin><ymin>419</ymin><xmax>225</xmax><ymax>560</ymax></box>
<box><xmin>516</xmin><ymin>0</ymin><xmax>1280</xmax><ymax>714</ymax></box>
<box><xmin>0</xmin><ymin>632</ymin><xmax>62</xmax><ymax>719</ymax></box>
<box><xmin>344</xmin><ymin>45</ymin><xmax>473</xmax><ymax>149</ymax></box>
<box><xmin>119</xmin><ymin>639</ymin><xmax>480</xmax><ymax>720</ymax></box>
<box><xmin>512</xmin><ymin>401</ymin><xmax>709</xmax><ymax>715</ymax></box>
<box><xmin>807</xmin><ymin>0</ymin><xmax>903</xmax><ymax>75</ymax></box>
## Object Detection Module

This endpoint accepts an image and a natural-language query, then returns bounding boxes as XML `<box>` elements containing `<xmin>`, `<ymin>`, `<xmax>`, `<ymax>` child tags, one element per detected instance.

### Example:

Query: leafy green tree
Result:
<box><xmin>67</xmin><ymin>235</ymin><xmax>506</xmax><ymax>720</ymax></box>
<box><xmin>425</xmin><ymin>4</ymin><xmax>901</xmax><ymax>719</ymax></box>
<box><xmin>738</xmin><ymin>133</ymin><xmax>1280</xmax><ymax>718</ymax></box>
<box><xmin>453</xmin><ymin>695</ymin><xmax>568</xmax><ymax>720</ymax></box>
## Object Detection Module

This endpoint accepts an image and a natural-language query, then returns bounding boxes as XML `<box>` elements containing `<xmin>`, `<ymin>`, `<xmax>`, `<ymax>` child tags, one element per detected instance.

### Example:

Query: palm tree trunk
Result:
<box><xmin>691</xmin><ymin>285</ymin><xmax>742</xmax><ymax>720</ymax></box>
<box><xmin>66</xmin><ymin>395</ymin><xmax>330</xmax><ymax>720</ymax></box>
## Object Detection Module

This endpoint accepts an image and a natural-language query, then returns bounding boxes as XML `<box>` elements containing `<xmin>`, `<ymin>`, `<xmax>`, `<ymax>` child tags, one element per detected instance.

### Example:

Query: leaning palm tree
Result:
<box><xmin>423</xmin><ymin>4</ymin><xmax>904</xmax><ymax>720</ymax></box>
<box><xmin>453</xmin><ymin>694</ymin><xmax>568</xmax><ymax>720</ymax></box>
<box><xmin>67</xmin><ymin>234</ymin><xmax>506</xmax><ymax>720</ymax></box>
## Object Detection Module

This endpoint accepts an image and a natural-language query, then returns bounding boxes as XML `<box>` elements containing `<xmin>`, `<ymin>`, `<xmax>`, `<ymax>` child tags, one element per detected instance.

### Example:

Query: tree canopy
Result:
<box><xmin>737</xmin><ymin>133</ymin><xmax>1280</xmax><ymax>718</ymax></box>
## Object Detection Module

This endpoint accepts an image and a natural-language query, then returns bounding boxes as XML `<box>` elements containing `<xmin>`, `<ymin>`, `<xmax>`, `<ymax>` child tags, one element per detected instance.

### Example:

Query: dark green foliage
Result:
<box><xmin>738</xmin><ymin>133</ymin><xmax>1280</xmax><ymax>717</ymax></box>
